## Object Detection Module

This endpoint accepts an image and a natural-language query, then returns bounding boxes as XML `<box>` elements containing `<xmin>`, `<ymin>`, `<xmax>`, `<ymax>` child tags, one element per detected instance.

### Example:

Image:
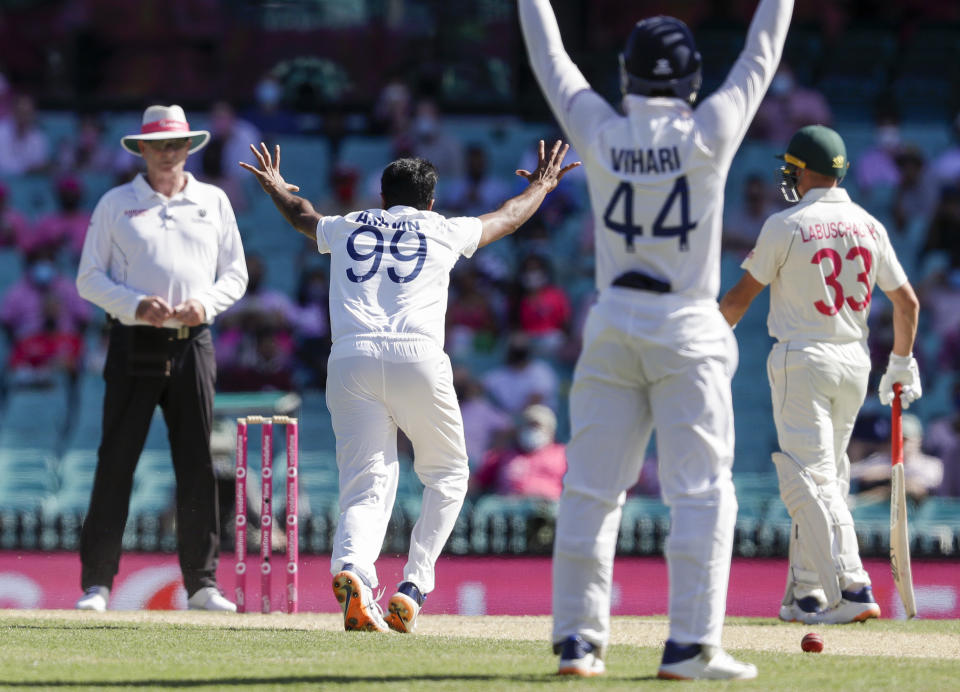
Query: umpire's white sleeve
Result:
<box><xmin>518</xmin><ymin>0</ymin><xmax>617</xmax><ymax>148</ymax></box>
<box><xmin>695</xmin><ymin>0</ymin><xmax>794</xmax><ymax>162</ymax></box>
<box><xmin>76</xmin><ymin>197</ymin><xmax>145</xmax><ymax>322</ymax></box>
<box><xmin>194</xmin><ymin>193</ymin><xmax>248</xmax><ymax>321</ymax></box>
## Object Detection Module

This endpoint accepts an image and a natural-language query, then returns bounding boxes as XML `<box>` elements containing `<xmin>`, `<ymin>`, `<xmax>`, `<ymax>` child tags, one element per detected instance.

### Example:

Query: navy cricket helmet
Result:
<box><xmin>620</xmin><ymin>16</ymin><xmax>703</xmax><ymax>104</ymax></box>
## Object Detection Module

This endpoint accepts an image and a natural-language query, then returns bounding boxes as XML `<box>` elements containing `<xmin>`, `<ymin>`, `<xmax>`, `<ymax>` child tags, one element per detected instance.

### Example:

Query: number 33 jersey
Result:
<box><xmin>316</xmin><ymin>205</ymin><xmax>481</xmax><ymax>357</ymax></box>
<box><xmin>741</xmin><ymin>187</ymin><xmax>908</xmax><ymax>344</ymax></box>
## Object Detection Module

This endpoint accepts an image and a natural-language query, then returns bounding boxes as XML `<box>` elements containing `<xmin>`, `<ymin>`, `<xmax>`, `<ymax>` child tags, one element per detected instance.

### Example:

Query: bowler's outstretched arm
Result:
<box><xmin>240</xmin><ymin>142</ymin><xmax>322</xmax><ymax>240</ymax></box>
<box><xmin>476</xmin><ymin>139</ymin><xmax>580</xmax><ymax>248</ymax></box>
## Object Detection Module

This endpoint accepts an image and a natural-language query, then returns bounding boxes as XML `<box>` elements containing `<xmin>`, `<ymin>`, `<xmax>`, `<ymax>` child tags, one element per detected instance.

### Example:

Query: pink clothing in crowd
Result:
<box><xmin>29</xmin><ymin>210</ymin><xmax>91</xmax><ymax>256</ymax></box>
<box><xmin>0</xmin><ymin>276</ymin><xmax>91</xmax><ymax>340</ymax></box>
<box><xmin>476</xmin><ymin>442</ymin><xmax>567</xmax><ymax>500</ymax></box>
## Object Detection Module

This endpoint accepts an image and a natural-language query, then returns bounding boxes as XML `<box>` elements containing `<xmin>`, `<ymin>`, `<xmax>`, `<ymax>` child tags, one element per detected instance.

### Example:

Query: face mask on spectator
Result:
<box><xmin>521</xmin><ymin>269</ymin><xmax>548</xmax><ymax>292</ymax></box>
<box><xmin>256</xmin><ymin>78</ymin><xmax>282</xmax><ymax>108</ymax></box>
<box><xmin>30</xmin><ymin>260</ymin><xmax>55</xmax><ymax>287</ymax></box>
<box><xmin>518</xmin><ymin>425</ymin><xmax>551</xmax><ymax>452</ymax></box>
<box><xmin>414</xmin><ymin>115</ymin><xmax>438</xmax><ymax>139</ymax></box>
<box><xmin>877</xmin><ymin>125</ymin><xmax>900</xmax><ymax>151</ymax></box>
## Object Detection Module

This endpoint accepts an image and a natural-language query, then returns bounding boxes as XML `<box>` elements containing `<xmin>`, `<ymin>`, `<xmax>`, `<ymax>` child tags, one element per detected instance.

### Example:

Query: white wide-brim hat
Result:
<box><xmin>121</xmin><ymin>104</ymin><xmax>210</xmax><ymax>156</ymax></box>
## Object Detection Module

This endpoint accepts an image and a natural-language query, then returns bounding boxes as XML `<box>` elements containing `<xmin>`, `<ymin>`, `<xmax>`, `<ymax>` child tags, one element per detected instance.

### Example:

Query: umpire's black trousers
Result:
<box><xmin>80</xmin><ymin>321</ymin><xmax>219</xmax><ymax>597</ymax></box>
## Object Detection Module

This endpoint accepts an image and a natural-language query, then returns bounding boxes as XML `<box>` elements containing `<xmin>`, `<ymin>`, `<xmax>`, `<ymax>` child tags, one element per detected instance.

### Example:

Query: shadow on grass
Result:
<box><xmin>0</xmin><ymin>673</ymin><xmax>572</xmax><ymax>687</ymax></box>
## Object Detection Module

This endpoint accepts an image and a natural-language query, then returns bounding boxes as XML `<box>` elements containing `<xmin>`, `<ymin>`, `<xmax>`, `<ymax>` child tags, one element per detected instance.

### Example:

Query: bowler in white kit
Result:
<box><xmin>720</xmin><ymin>125</ymin><xmax>921</xmax><ymax>625</ymax></box>
<box><xmin>519</xmin><ymin>0</ymin><xmax>792</xmax><ymax>680</ymax></box>
<box><xmin>241</xmin><ymin>140</ymin><xmax>578</xmax><ymax>633</ymax></box>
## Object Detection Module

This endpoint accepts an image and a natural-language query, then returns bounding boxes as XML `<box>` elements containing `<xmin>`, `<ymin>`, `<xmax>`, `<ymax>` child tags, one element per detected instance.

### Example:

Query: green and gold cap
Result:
<box><xmin>777</xmin><ymin>124</ymin><xmax>849</xmax><ymax>179</ymax></box>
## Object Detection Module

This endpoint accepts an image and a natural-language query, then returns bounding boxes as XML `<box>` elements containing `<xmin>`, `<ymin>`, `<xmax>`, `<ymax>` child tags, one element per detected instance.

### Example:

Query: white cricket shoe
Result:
<box><xmin>187</xmin><ymin>587</ymin><xmax>237</xmax><ymax>612</ymax></box>
<box><xmin>800</xmin><ymin>586</ymin><xmax>880</xmax><ymax>625</ymax></box>
<box><xmin>332</xmin><ymin>564</ymin><xmax>389</xmax><ymax>632</ymax></box>
<box><xmin>657</xmin><ymin>641</ymin><xmax>757</xmax><ymax>681</ymax></box>
<box><xmin>556</xmin><ymin>635</ymin><xmax>605</xmax><ymax>677</ymax></box>
<box><xmin>75</xmin><ymin>586</ymin><xmax>109</xmax><ymax>612</ymax></box>
<box><xmin>779</xmin><ymin>595</ymin><xmax>825</xmax><ymax>623</ymax></box>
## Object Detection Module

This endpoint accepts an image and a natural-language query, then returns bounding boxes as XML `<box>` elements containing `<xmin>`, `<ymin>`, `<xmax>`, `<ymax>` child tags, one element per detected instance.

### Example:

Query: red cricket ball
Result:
<box><xmin>801</xmin><ymin>632</ymin><xmax>824</xmax><ymax>653</ymax></box>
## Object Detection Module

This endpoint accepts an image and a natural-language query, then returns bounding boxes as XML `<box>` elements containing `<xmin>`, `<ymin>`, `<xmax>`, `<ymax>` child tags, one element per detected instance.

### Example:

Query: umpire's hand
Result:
<box><xmin>136</xmin><ymin>296</ymin><xmax>173</xmax><ymax>327</ymax></box>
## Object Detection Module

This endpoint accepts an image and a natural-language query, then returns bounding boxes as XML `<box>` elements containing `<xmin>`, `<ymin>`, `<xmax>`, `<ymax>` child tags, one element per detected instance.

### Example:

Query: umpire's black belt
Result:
<box><xmin>108</xmin><ymin>318</ymin><xmax>208</xmax><ymax>340</ymax></box>
<box><xmin>611</xmin><ymin>271</ymin><xmax>672</xmax><ymax>294</ymax></box>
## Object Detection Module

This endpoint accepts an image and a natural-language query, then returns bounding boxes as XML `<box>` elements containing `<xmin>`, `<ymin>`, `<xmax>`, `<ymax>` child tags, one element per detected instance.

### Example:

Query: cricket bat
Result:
<box><xmin>890</xmin><ymin>382</ymin><xmax>918</xmax><ymax>618</ymax></box>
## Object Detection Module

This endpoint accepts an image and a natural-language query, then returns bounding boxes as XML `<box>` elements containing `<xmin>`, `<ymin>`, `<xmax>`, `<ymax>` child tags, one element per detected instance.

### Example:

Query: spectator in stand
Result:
<box><xmin>924</xmin><ymin>380</ymin><xmax>960</xmax><ymax>497</ymax></box>
<box><xmin>929</xmin><ymin>111</ymin><xmax>960</xmax><ymax>190</ymax></box>
<box><xmin>318</xmin><ymin>164</ymin><xmax>363</xmax><ymax>217</ymax></box>
<box><xmin>217</xmin><ymin>321</ymin><xmax>295</xmax><ymax>392</ymax></box>
<box><xmin>189</xmin><ymin>102</ymin><xmax>260</xmax><ymax>207</ymax></box>
<box><xmin>244</xmin><ymin>73</ymin><xmax>300</xmax><ymax>139</ymax></box>
<box><xmin>6</xmin><ymin>292</ymin><xmax>85</xmax><ymax>387</ymax></box>
<box><xmin>454</xmin><ymin>366</ymin><xmax>513</xmax><ymax>470</ymax></box>
<box><xmin>371</xmin><ymin>75</ymin><xmax>413</xmax><ymax>137</ymax></box>
<box><xmin>510</xmin><ymin>253</ymin><xmax>571</xmax><ymax>359</ymax></box>
<box><xmin>472</xmin><ymin>403</ymin><xmax>567</xmax><ymax>500</ymax></box>
<box><xmin>0</xmin><ymin>182</ymin><xmax>29</xmax><ymax>248</ymax></box>
<box><xmin>891</xmin><ymin>145</ymin><xmax>938</xmax><ymax>235</ymax></box>
<box><xmin>446</xmin><ymin>265</ymin><xmax>501</xmax><ymax>358</ymax></box>
<box><xmin>409</xmin><ymin>99</ymin><xmax>464</xmax><ymax>179</ymax></box>
<box><xmin>210</xmin><ymin>101</ymin><xmax>262</xmax><ymax>176</ymax></box>
<box><xmin>514</xmin><ymin>213</ymin><xmax>556</xmax><ymax>261</ymax></box>
<box><xmin>0</xmin><ymin>93</ymin><xmax>50</xmax><ymax>175</ymax></box>
<box><xmin>56</xmin><ymin>114</ymin><xmax>116</xmax><ymax>175</ymax></box>
<box><xmin>216</xmin><ymin>253</ymin><xmax>298</xmax><ymax>392</ymax></box>
<box><xmin>850</xmin><ymin>413</ymin><xmax>944</xmax><ymax>504</ymax></box>
<box><xmin>922</xmin><ymin>183</ymin><xmax>960</xmax><ymax>269</ymax></box>
<box><xmin>292</xmin><ymin>264</ymin><xmax>331</xmax><ymax>390</ymax></box>
<box><xmin>749</xmin><ymin>64</ymin><xmax>832</xmax><ymax>144</ymax></box>
<box><xmin>915</xmin><ymin>253</ymin><xmax>960</xmax><ymax>343</ymax></box>
<box><xmin>482</xmin><ymin>331</ymin><xmax>559</xmax><ymax>414</ymax></box>
<box><xmin>852</xmin><ymin>104</ymin><xmax>903</xmax><ymax>208</ymax></box>
<box><xmin>723</xmin><ymin>173</ymin><xmax>781</xmax><ymax>255</ymax></box>
<box><xmin>0</xmin><ymin>249</ymin><xmax>91</xmax><ymax>348</ymax></box>
<box><xmin>218</xmin><ymin>253</ymin><xmax>298</xmax><ymax>329</ymax></box>
<box><xmin>443</xmin><ymin>143</ymin><xmax>511</xmax><ymax>217</ymax></box>
<box><xmin>201</xmin><ymin>137</ymin><xmax>247</xmax><ymax>214</ymax></box>
<box><xmin>30</xmin><ymin>176</ymin><xmax>90</xmax><ymax>260</ymax></box>
<box><xmin>935</xmin><ymin>308</ymin><xmax>960</xmax><ymax>373</ymax></box>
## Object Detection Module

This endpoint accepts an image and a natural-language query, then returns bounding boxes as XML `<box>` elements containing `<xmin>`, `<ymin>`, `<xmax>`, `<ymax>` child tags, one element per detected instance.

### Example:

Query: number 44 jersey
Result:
<box><xmin>741</xmin><ymin>187</ymin><xmax>907</xmax><ymax>344</ymax></box>
<box><xmin>519</xmin><ymin>0</ymin><xmax>793</xmax><ymax>302</ymax></box>
<box><xmin>317</xmin><ymin>205</ymin><xmax>481</xmax><ymax>359</ymax></box>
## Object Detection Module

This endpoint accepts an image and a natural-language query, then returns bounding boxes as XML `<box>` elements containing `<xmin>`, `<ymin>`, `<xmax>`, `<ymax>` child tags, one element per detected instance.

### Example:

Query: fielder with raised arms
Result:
<box><xmin>720</xmin><ymin>125</ymin><xmax>921</xmax><ymax>625</ymax></box>
<box><xmin>519</xmin><ymin>0</ymin><xmax>792</xmax><ymax>680</ymax></box>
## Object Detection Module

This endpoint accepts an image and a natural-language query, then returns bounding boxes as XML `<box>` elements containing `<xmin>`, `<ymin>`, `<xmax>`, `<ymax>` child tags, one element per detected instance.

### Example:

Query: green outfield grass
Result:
<box><xmin>2</xmin><ymin>611</ymin><xmax>958</xmax><ymax>690</ymax></box>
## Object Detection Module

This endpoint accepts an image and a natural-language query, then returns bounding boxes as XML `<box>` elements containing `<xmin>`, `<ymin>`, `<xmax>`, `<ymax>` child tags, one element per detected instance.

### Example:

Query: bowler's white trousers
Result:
<box><xmin>553</xmin><ymin>291</ymin><xmax>739</xmax><ymax>649</ymax></box>
<box><xmin>327</xmin><ymin>341</ymin><xmax>469</xmax><ymax>594</ymax></box>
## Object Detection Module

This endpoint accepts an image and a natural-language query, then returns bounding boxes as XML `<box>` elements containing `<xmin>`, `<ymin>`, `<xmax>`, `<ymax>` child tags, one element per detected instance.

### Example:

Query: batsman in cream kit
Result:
<box><xmin>720</xmin><ymin>125</ymin><xmax>921</xmax><ymax>624</ymax></box>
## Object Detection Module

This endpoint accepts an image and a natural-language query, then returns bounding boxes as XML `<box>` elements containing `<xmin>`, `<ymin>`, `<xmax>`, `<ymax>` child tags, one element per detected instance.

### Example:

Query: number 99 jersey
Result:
<box><xmin>316</xmin><ymin>205</ymin><xmax>481</xmax><ymax>359</ymax></box>
<box><xmin>741</xmin><ymin>187</ymin><xmax>908</xmax><ymax>344</ymax></box>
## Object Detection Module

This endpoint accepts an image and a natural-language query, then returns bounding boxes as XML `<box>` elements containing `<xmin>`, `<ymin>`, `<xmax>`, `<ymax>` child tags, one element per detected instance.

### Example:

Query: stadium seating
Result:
<box><xmin>0</xmin><ymin>104</ymin><xmax>957</xmax><ymax>558</ymax></box>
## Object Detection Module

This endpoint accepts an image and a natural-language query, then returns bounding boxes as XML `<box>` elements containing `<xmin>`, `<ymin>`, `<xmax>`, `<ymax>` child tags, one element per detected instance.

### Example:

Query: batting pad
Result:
<box><xmin>772</xmin><ymin>452</ymin><xmax>865</xmax><ymax>607</ymax></box>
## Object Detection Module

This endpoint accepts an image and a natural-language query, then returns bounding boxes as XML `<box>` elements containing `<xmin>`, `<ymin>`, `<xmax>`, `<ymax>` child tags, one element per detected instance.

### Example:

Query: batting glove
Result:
<box><xmin>878</xmin><ymin>353</ymin><xmax>922</xmax><ymax>408</ymax></box>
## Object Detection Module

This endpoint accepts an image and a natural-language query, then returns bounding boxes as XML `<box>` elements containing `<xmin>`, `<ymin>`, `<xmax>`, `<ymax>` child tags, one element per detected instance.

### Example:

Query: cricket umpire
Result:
<box><xmin>74</xmin><ymin>105</ymin><xmax>248</xmax><ymax>612</ymax></box>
